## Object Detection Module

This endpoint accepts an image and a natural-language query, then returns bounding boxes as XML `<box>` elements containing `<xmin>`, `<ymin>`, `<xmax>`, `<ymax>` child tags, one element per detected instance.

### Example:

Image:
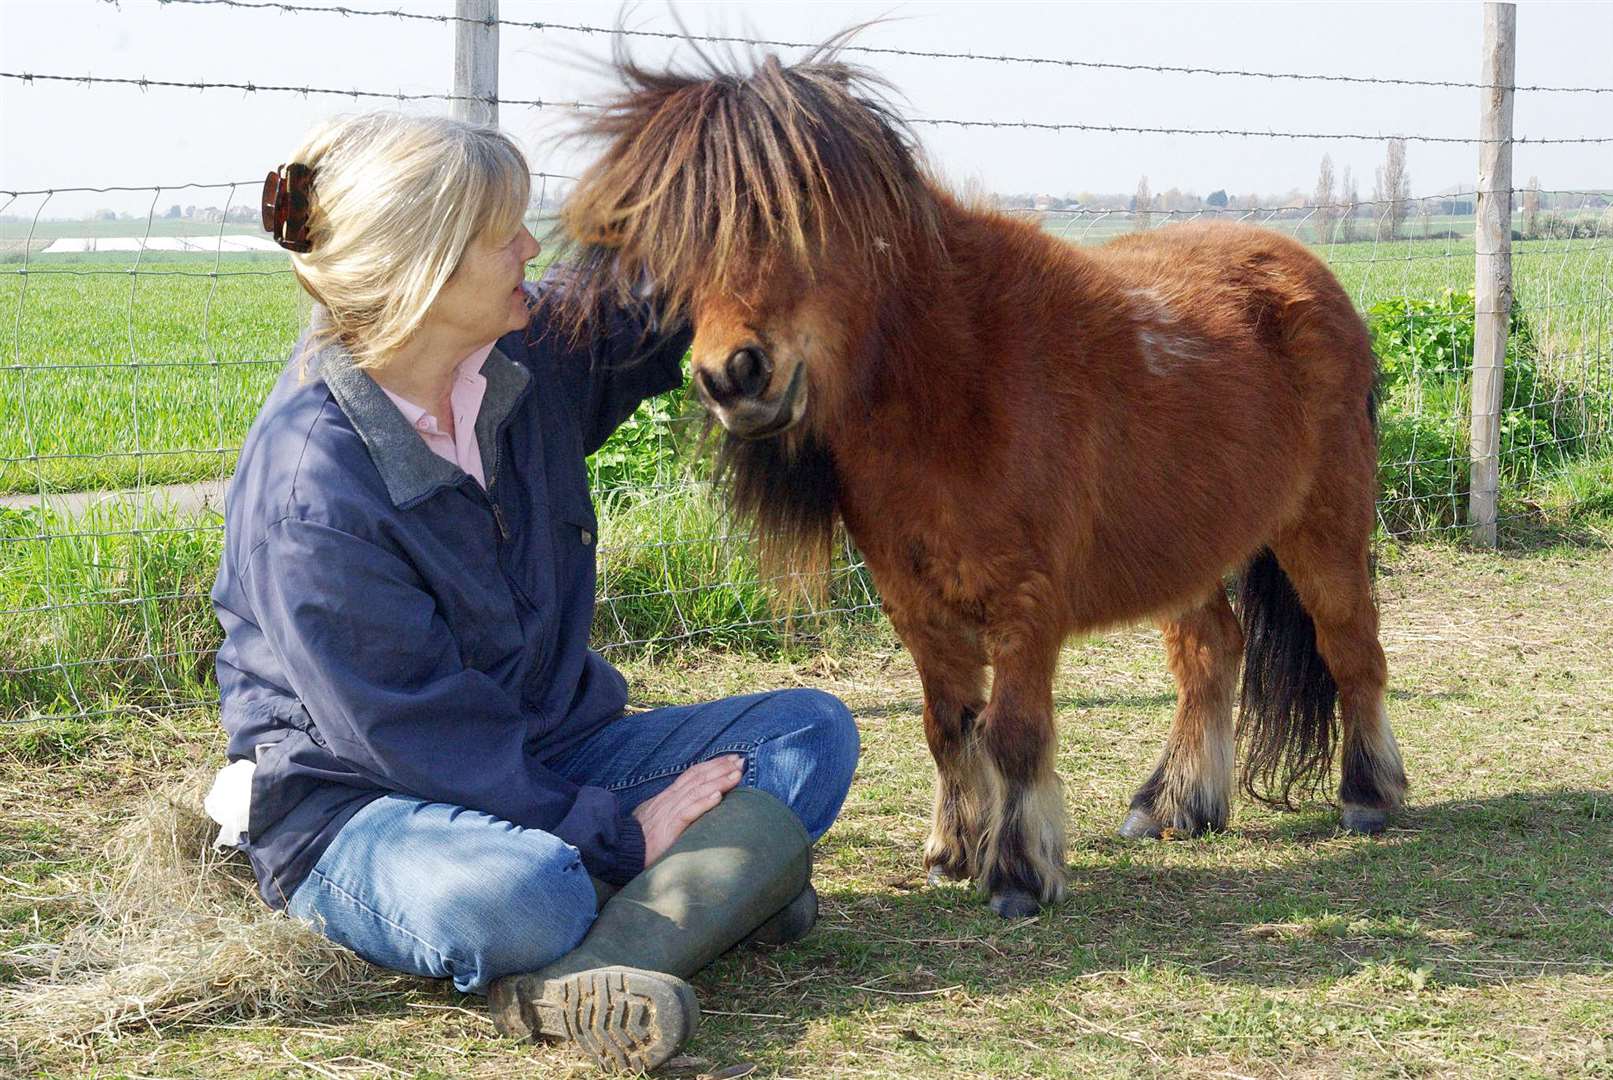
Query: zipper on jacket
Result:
<box><xmin>460</xmin><ymin>478</ymin><xmax>552</xmax><ymax>677</ymax></box>
<box><xmin>463</xmin><ymin>479</ymin><xmax>537</xmax><ymax>609</ymax></box>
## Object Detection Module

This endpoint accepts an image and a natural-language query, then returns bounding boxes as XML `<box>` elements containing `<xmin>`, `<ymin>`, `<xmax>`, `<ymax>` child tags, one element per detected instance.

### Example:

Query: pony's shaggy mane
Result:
<box><xmin>712</xmin><ymin>423</ymin><xmax>842</xmax><ymax>590</ymax></box>
<box><xmin>546</xmin><ymin>36</ymin><xmax>940</xmax><ymax>334</ymax></box>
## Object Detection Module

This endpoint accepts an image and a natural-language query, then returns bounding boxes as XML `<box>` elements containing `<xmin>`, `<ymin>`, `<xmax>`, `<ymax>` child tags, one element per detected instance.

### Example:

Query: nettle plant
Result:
<box><xmin>1368</xmin><ymin>289</ymin><xmax>1595</xmax><ymax>531</ymax></box>
<box><xmin>587</xmin><ymin>389</ymin><xmax>692</xmax><ymax>497</ymax></box>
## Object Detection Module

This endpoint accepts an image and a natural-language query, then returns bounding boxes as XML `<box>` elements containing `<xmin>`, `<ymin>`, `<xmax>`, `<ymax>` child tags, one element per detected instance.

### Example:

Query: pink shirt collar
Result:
<box><xmin>378</xmin><ymin>342</ymin><xmax>494</xmax><ymax>488</ymax></box>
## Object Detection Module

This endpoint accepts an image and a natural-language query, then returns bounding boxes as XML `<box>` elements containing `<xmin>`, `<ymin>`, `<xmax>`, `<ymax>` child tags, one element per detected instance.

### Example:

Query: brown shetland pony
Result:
<box><xmin>550</xmin><ymin>48</ymin><xmax>1409</xmax><ymax>917</ymax></box>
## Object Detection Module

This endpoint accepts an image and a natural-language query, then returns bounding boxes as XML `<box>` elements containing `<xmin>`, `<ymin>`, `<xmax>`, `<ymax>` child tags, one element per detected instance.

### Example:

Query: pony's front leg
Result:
<box><xmin>920</xmin><ymin>678</ymin><xmax>991</xmax><ymax>884</ymax></box>
<box><xmin>890</xmin><ymin>607</ymin><xmax>991</xmax><ymax>884</ymax></box>
<box><xmin>978</xmin><ymin>633</ymin><xmax>1067</xmax><ymax>918</ymax></box>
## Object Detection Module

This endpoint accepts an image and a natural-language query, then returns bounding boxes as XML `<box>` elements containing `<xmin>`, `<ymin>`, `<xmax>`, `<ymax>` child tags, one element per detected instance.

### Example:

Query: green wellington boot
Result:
<box><xmin>587</xmin><ymin>878</ymin><xmax>819</xmax><ymax>949</ymax></box>
<box><xmin>488</xmin><ymin>788</ymin><xmax>812</xmax><ymax>1072</ymax></box>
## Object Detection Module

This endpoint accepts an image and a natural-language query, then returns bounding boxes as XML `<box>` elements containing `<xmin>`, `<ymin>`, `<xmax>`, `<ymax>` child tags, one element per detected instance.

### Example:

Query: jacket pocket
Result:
<box><xmin>451</xmin><ymin>579</ymin><xmax>528</xmax><ymax>674</ymax></box>
<box><xmin>266</xmin><ymin>699</ymin><xmax>327</xmax><ymax>750</ymax></box>
<box><xmin>245</xmin><ymin>733</ymin><xmax>289</xmax><ymax>841</ymax></box>
<box><xmin>557</xmin><ymin>495</ymin><xmax>599</xmax><ymax>552</ymax></box>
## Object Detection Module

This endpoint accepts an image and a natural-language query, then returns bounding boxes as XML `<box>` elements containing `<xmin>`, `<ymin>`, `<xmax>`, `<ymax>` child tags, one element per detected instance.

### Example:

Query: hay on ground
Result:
<box><xmin>0</xmin><ymin>767</ymin><xmax>414</xmax><ymax>1053</ymax></box>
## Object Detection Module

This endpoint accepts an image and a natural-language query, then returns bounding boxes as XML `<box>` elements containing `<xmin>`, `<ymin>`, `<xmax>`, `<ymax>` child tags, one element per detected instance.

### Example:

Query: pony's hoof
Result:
<box><xmin>1341</xmin><ymin>807</ymin><xmax>1388</xmax><ymax>835</ymax></box>
<box><xmin>925</xmin><ymin>861</ymin><xmax>970</xmax><ymax>886</ymax></box>
<box><xmin>1118</xmin><ymin>807</ymin><xmax>1164</xmax><ymax>840</ymax></box>
<box><xmin>988</xmin><ymin>889</ymin><xmax>1040</xmax><ymax>919</ymax></box>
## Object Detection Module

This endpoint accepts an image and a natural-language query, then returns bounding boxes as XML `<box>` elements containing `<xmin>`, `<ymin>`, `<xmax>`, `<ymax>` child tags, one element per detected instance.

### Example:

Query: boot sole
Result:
<box><xmin>496</xmin><ymin>966</ymin><xmax>699</xmax><ymax>1073</ymax></box>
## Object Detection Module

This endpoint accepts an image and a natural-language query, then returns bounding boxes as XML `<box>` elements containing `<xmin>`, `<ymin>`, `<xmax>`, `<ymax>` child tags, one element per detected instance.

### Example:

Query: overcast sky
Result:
<box><xmin>2</xmin><ymin>0</ymin><xmax>1610</xmax><ymax>220</ymax></box>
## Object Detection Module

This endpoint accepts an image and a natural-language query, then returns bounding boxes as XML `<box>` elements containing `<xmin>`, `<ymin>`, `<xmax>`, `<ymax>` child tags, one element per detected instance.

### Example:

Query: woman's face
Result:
<box><xmin>431</xmin><ymin>221</ymin><xmax>543</xmax><ymax>347</ymax></box>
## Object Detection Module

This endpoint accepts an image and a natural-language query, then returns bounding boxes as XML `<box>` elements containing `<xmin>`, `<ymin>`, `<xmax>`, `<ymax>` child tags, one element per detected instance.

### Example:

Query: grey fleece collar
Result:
<box><xmin>313</xmin><ymin>338</ymin><xmax>533</xmax><ymax>509</ymax></box>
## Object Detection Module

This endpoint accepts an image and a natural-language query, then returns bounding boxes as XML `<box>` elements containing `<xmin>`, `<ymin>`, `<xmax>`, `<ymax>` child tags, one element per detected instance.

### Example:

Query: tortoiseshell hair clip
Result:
<box><xmin>261</xmin><ymin>162</ymin><xmax>316</xmax><ymax>254</ymax></box>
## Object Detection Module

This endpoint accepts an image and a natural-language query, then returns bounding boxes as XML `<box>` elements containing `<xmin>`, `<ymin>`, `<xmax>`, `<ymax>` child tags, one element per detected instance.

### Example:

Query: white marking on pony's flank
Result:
<box><xmin>1127</xmin><ymin>286</ymin><xmax>1210</xmax><ymax>375</ymax></box>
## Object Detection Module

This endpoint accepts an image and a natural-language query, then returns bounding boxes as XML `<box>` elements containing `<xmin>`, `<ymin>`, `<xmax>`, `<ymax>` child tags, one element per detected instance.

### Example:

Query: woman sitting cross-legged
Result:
<box><xmin>206</xmin><ymin>112</ymin><xmax>859</xmax><ymax>1072</ymax></box>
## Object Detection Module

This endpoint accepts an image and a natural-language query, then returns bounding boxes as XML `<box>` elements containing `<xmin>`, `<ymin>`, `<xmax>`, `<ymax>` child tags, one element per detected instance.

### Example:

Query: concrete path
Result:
<box><xmin>0</xmin><ymin>479</ymin><xmax>229</xmax><ymax>517</ymax></box>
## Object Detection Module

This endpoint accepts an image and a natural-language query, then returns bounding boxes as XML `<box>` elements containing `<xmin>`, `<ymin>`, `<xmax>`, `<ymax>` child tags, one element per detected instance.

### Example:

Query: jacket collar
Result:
<box><xmin>311</xmin><ymin>333</ymin><xmax>533</xmax><ymax>509</ymax></box>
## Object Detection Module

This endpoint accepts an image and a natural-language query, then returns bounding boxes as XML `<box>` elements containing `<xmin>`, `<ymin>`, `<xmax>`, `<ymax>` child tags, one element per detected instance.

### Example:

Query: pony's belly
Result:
<box><xmin>1063</xmin><ymin>452</ymin><xmax>1311</xmax><ymax>629</ymax></box>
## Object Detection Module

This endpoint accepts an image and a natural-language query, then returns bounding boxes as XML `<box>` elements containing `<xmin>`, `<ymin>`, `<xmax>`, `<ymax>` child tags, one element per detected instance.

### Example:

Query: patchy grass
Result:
<box><xmin>3</xmin><ymin>537</ymin><xmax>1612</xmax><ymax>1076</ymax></box>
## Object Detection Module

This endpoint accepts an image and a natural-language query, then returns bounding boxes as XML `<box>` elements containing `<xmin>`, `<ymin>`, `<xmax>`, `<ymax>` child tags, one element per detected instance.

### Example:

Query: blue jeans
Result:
<box><xmin>286</xmin><ymin>688</ymin><xmax>858</xmax><ymax>994</ymax></box>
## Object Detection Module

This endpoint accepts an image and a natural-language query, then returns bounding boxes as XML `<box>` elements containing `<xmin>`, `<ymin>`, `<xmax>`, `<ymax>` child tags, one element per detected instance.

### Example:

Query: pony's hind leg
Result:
<box><xmin>1272</xmin><ymin>523</ymin><xmax>1408</xmax><ymax>833</ymax></box>
<box><xmin>1121</xmin><ymin>587</ymin><xmax>1243</xmax><ymax>839</ymax></box>
<box><xmin>977</xmin><ymin>631</ymin><xmax>1067</xmax><ymax>918</ymax></box>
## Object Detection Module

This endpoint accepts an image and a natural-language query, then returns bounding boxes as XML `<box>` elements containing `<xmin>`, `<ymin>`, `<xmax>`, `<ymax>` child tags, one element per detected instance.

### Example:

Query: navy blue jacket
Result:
<box><xmin>211</xmin><ymin>292</ymin><xmax>688</xmax><ymax>909</ymax></box>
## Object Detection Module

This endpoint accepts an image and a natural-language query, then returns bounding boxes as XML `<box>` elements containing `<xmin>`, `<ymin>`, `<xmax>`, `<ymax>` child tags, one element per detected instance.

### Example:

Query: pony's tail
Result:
<box><xmin>1235</xmin><ymin>549</ymin><xmax>1339</xmax><ymax>809</ymax></box>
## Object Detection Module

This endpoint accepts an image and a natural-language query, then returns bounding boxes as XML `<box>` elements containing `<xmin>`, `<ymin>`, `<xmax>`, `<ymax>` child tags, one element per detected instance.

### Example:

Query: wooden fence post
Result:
<box><xmin>454</xmin><ymin>0</ymin><xmax>499</xmax><ymax>128</ymax></box>
<box><xmin>1469</xmin><ymin>1</ymin><xmax>1515</xmax><ymax>546</ymax></box>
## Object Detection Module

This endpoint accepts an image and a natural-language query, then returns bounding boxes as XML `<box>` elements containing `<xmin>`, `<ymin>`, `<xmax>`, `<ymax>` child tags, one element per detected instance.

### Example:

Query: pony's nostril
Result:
<box><xmin>696</xmin><ymin>367</ymin><xmax>726</xmax><ymax>404</ymax></box>
<box><xmin>726</xmin><ymin>347</ymin><xmax>772</xmax><ymax>399</ymax></box>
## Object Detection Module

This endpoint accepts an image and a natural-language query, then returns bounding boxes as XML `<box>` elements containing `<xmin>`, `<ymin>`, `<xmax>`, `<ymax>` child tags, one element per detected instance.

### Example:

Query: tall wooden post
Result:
<box><xmin>1469</xmin><ymin>2</ymin><xmax>1515</xmax><ymax>546</ymax></box>
<box><xmin>454</xmin><ymin>0</ymin><xmax>499</xmax><ymax>128</ymax></box>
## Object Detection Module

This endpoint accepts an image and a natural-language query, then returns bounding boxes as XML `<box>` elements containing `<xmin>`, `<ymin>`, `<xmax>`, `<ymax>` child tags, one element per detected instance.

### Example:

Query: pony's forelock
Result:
<box><xmin>548</xmin><ymin>34</ymin><xmax>940</xmax><ymax>337</ymax></box>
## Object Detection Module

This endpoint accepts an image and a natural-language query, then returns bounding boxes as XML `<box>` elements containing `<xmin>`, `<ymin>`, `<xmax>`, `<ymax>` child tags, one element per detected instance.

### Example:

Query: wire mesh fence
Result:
<box><xmin>2</xmin><ymin>4</ymin><xmax>1610</xmax><ymax>726</ymax></box>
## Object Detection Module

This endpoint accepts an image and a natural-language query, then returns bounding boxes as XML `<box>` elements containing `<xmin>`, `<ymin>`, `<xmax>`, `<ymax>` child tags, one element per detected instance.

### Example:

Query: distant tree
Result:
<box><xmin>183</xmin><ymin>204</ymin><xmax>197</xmax><ymax>219</ymax></box>
<box><xmin>164</xmin><ymin>204</ymin><xmax>182</xmax><ymax>219</ymax></box>
<box><xmin>1158</xmin><ymin>187</ymin><xmax>1201</xmax><ymax>214</ymax></box>
<box><xmin>1372</xmin><ymin>138</ymin><xmax>1411</xmax><ymax>240</ymax></box>
<box><xmin>1312</xmin><ymin>154</ymin><xmax>1337</xmax><ymax>243</ymax></box>
<box><xmin>1206</xmin><ymin>189</ymin><xmax>1229</xmax><ymax>209</ymax></box>
<box><xmin>1131</xmin><ymin>175</ymin><xmax>1153</xmax><ymax>230</ymax></box>
<box><xmin>1336</xmin><ymin>167</ymin><xmax>1359</xmax><ymax>242</ymax></box>
<box><xmin>1522</xmin><ymin>175</ymin><xmax>1541</xmax><ymax>238</ymax></box>
<box><xmin>94</xmin><ymin>208</ymin><xmax>117</xmax><ymax>221</ymax></box>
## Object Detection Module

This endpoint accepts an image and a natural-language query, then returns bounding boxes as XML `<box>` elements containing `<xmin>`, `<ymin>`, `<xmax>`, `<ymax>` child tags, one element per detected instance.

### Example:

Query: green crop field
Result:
<box><xmin>0</xmin><ymin>253</ymin><xmax>301</xmax><ymax>493</ymax></box>
<box><xmin>3</xmin><ymin>229</ymin><xmax>1609</xmax><ymax>497</ymax></box>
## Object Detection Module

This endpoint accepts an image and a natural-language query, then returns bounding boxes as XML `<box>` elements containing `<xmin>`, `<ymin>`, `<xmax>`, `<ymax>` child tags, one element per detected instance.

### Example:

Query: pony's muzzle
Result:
<box><xmin>700</xmin><ymin>357</ymin><xmax>808</xmax><ymax>441</ymax></box>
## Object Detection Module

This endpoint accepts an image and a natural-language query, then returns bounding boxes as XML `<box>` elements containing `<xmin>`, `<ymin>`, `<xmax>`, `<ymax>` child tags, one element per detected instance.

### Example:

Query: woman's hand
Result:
<box><xmin>631</xmin><ymin>754</ymin><xmax>745</xmax><ymax>866</ymax></box>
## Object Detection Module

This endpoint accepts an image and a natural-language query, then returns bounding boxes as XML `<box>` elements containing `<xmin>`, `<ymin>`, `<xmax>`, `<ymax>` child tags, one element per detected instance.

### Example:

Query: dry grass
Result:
<box><xmin>0</xmin><ymin>767</ymin><xmax>410</xmax><ymax>1061</ymax></box>
<box><xmin>3</xmin><ymin>536</ymin><xmax>1612</xmax><ymax>1078</ymax></box>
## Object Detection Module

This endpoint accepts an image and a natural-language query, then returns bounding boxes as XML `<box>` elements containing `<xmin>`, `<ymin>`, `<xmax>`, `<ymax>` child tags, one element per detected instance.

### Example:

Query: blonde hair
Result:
<box><xmin>284</xmin><ymin>112</ymin><xmax>530</xmax><ymax>369</ymax></box>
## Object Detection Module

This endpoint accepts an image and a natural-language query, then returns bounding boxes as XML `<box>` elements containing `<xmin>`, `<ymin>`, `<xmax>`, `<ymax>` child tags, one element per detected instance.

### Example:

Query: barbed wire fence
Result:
<box><xmin>1</xmin><ymin>1</ymin><xmax>1609</xmax><ymax>726</ymax></box>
